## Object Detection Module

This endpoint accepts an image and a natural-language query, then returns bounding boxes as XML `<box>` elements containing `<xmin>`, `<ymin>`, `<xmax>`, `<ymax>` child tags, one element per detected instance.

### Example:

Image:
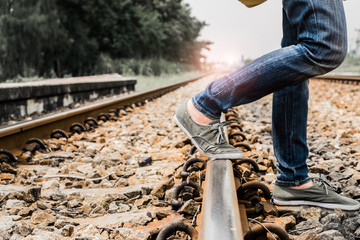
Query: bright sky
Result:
<box><xmin>184</xmin><ymin>0</ymin><xmax>360</xmax><ymax>63</ymax></box>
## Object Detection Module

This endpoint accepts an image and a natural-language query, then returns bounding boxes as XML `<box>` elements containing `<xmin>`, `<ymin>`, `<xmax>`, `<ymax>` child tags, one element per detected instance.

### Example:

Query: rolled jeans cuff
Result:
<box><xmin>275</xmin><ymin>177</ymin><xmax>311</xmax><ymax>187</ymax></box>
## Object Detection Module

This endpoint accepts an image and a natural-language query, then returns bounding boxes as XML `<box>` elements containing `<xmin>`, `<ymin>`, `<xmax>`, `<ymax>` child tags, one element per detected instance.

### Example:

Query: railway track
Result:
<box><xmin>312</xmin><ymin>75</ymin><xmax>360</xmax><ymax>85</ymax></box>
<box><xmin>0</xmin><ymin>73</ymin><xmax>359</xmax><ymax>240</ymax></box>
<box><xmin>0</xmin><ymin>75</ymin><xmax>207</xmax><ymax>156</ymax></box>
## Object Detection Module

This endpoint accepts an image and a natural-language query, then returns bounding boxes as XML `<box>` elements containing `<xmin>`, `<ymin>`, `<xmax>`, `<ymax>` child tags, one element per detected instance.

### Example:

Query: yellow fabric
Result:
<box><xmin>238</xmin><ymin>0</ymin><xmax>267</xmax><ymax>8</ymax></box>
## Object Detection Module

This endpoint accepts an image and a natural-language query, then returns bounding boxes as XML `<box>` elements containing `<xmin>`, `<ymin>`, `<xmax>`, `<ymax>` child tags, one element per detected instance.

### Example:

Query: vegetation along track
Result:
<box><xmin>0</xmin><ymin>74</ymin><xmax>359</xmax><ymax>239</ymax></box>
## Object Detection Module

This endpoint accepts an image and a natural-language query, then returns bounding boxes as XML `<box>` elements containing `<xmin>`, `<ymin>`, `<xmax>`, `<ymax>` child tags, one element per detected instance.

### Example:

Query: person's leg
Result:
<box><xmin>272</xmin><ymin>6</ymin><xmax>310</xmax><ymax>188</ymax></box>
<box><xmin>192</xmin><ymin>0</ymin><xmax>347</xmax><ymax>121</ymax></box>
<box><xmin>272</xmin><ymin>81</ymin><xmax>310</xmax><ymax>187</ymax></box>
<box><xmin>174</xmin><ymin>0</ymin><xmax>360</xmax><ymax>209</ymax></box>
<box><xmin>271</xmin><ymin>0</ymin><xmax>358</xmax><ymax>210</ymax></box>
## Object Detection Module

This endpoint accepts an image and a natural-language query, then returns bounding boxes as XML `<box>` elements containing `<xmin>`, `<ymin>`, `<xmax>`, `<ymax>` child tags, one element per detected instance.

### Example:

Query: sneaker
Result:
<box><xmin>272</xmin><ymin>178</ymin><xmax>360</xmax><ymax>211</ymax></box>
<box><xmin>173</xmin><ymin>101</ymin><xmax>244</xmax><ymax>159</ymax></box>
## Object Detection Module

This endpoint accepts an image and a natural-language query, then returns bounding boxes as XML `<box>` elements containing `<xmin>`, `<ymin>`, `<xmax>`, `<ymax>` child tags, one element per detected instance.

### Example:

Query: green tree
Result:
<box><xmin>0</xmin><ymin>0</ymin><xmax>210</xmax><ymax>81</ymax></box>
<box><xmin>0</xmin><ymin>0</ymin><xmax>68</xmax><ymax>79</ymax></box>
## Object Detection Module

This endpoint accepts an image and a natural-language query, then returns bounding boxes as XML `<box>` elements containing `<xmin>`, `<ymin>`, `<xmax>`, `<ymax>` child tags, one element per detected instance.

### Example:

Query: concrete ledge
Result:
<box><xmin>0</xmin><ymin>74</ymin><xmax>136</xmax><ymax>122</ymax></box>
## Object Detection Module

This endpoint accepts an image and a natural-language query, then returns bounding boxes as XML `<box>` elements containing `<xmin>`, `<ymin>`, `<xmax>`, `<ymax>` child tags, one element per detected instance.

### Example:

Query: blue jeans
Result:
<box><xmin>192</xmin><ymin>0</ymin><xmax>347</xmax><ymax>186</ymax></box>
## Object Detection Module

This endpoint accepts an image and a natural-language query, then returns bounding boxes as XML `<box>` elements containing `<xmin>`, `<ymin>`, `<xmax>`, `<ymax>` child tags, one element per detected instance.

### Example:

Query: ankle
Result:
<box><xmin>289</xmin><ymin>180</ymin><xmax>314</xmax><ymax>189</ymax></box>
<box><xmin>187</xmin><ymin>100</ymin><xmax>213</xmax><ymax>125</ymax></box>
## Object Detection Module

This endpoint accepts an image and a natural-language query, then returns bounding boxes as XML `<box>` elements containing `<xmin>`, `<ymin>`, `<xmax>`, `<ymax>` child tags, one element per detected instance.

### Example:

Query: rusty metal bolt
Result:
<box><xmin>97</xmin><ymin>113</ymin><xmax>110</xmax><ymax>122</ymax></box>
<box><xmin>70</xmin><ymin>122</ymin><xmax>86</xmax><ymax>134</ymax></box>
<box><xmin>155</xmin><ymin>220</ymin><xmax>198</xmax><ymax>240</ymax></box>
<box><xmin>171</xmin><ymin>181</ymin><xmax>201</xmax><ymax>210</ymax></box>
<box><xmin>237</xmin><ymin>181</ymin><xmax>271</xmax><ymax>203</ymax></box>
<box><xmin>50</xmin><ymin>129</ymin><xmax>69</xmax><ymax>139</ymax></box>
<box><xmin>23</xmin><ymin>138</ymin><xmax>48</xmax><ymax>153</ymax></box>
<box><xmin>0</xmin><ymin>149</ymin><xmax>17</xmax><ymax>166</ymax></box>
<box><xmin>244</xmin><ymin>222</ymin><xmax>290</xmax><ymax>240</ymax></box>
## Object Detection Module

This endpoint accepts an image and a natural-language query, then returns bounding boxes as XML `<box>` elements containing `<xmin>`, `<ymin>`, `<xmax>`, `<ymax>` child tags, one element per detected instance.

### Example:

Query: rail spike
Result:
<box><xmin>237</xmin><ymin>181</ymin><xmax>271</xmax><ymax>204</ymax></box>
<box><xmin>181</xmin><ymin>158</ymin><xmax>206</xmax><ymax>179</ymax></box>
<box><xmin>244</xmin><ymin>222</ymin><xmax>290</xmax><ymax>240</ymax></box>
<box><xmin>50</xmin><ymin>129</ymin><xmax>69</xmax><ymax>139</ymax></box>
<box><xmin>97</xmin><ymin>113</ymin><xmax>110</xmax><ymax>122</ymax></box>
<box><xmin>70</xmin><ymin>122</ymin><xmax>86</xmax><ymax>134</ymax></box>
<box><xmin>23</xmin><ymin>138</ymin><xmax>49</xmax><ymax>153</ymax></box>
<box><xmin>84</xmin><ymin>117</ymin><xmax>99</xmax><ymax>129</ymax></box>
<box><xmin>155</xmin><ymin>220</ymin><xmax>198</xmax><ymax>240</ymax></box>
<box><xmin>0</xmin><ymin>149</ymin><xmax>17</xmax><ymax>166</ymax></box>
<box><xmin>171</xmin><ymin>180</ymin><xmax>201</xmax><ymax>210</ymax></box>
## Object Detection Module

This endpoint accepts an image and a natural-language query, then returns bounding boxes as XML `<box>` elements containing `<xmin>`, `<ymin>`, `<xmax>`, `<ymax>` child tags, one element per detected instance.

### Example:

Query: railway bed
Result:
<box><xmin>0</xmin><ymin>74</ymin><xmax>359</xmax><ymax>240</ymax></box>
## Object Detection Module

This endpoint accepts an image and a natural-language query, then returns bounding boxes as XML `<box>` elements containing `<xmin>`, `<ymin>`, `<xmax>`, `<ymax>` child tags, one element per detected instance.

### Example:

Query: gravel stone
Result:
<box><xmin>116</xmin><ymin>228</ymin><xmax>151</xmax><ymax>240</ymax></box>
<box><xmin>5</xmin><ymin>199</ymin><xmax>26</xmax><ymax>209</ymax></box>
<box><xmin>0</xmin><ymin>216</ymin><xmax>16</xmax><ymax>238</ymax></box>
<box><xmin>274</xmin><ymin>215</ymin><xmax>296</xmax><ymax>230</ymax></box>
<box><xmin>177</xmin><ymin>199</ymin><xmax>201</xmax><ymax>216</ymax></box>
<box><xmin>30</xmin><ymin>210</ymin><xmax>57</xmax><ymax>226</ymax></box>
<box><xmin>150</xmin><ymin>177</ymin><xmax>175</xmax><ymax>199</ymax></box>
<box><xmin>22</xmin><ymin>187</ymin><xmax>41</xmax><ymax>203</ymax></box>
<box><xmin>320</xmin><ymin>213</ymin><xmax>342</xmax><ymax>225</ymax></box>
<box><xmin>14</xmin><ymin>224</ymin><xmax>33</xmax><ymax>236</ymax></box>
<box><xmin>50</xmin><ymin>189</ymin><xmax>66</xmax><ymax>201</ymax></box>
<box><xmin>295</xmin><ymin>220</ymin><xmax>324</xmax><ymax>234</ymax></box>
<box><xmin>108</xmin><ymin>202</ymin><xmax>119</xmax><ymax>213</ymax></box>
<box><xmin>117</xmin><ymin>203</ymin><xmax>131</xmax><ymax>213</ymax></box>
<box><xmin>342</xmin><ymin>217</ymin><xmax>360</xmax><ymax>236</ymax></box>
<box><xmin>61</xmin><ymin>225</ymin><xmax>74</xmax><ymax>237</ymax></box>
<box><xmin>355</xmin><ymin>227</ymin><xmax>360</xmax><ymax>237</ymax></box>
<box><xmin>300</xmin><ymin>207</ymin><xmax>322</xmax><ymax>221</ymax></box>
<box><xmin>318</xmin><ymin>230</ymin><xmax>345</xmax><ymax>240</ymax></box>
<box><xmin>18</xmin><ymin>206</ymin><xmax>35</xmax><ymax>217</ymax></box>
<box><xmin>262</xmin><ymin>201</ymin><xmax>278</xmax><ymax>217</ymax></box>
<box><xmin>134</xmin><ymin>195</ymin><xmax>157</xmax><ymax>209</ymax></box>
<box><xmin>0</xmin><ymin>173</ymin><xmax>15</xmax><ymax>180</ymax></box>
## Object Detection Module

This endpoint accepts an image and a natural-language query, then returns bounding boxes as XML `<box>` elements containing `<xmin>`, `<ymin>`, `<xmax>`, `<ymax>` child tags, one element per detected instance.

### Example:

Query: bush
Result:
<box><xmin>94</xmin><ymin>54</ymin><xmax>194</xmax><ymax>77</ymax></box>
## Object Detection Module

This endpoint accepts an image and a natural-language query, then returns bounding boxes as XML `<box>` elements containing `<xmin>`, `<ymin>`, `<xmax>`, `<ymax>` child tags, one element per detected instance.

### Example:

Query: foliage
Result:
<box><xmin>0</xmin><ymin>0</ymin><xmax>209</xmax><ymax>82</ymax></box>
<box><xmin>94</xmin><ymin>54</ymin><xmax>193</xmax><ymax>76</ymax></box>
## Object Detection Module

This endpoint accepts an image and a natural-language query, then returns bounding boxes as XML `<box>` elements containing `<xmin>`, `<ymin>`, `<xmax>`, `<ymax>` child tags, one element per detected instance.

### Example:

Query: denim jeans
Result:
<box><xmin>192</xmin><ymin>0</ymin><xmax>347</xmax><ymax>186</ymax></box>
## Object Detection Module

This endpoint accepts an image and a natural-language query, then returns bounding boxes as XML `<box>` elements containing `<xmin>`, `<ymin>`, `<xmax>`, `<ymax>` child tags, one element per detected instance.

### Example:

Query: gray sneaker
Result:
<box><xmin>173</xmin><ymin>101</ymin><xmax>244</xmax><ymax>159</ymax></box>
<box><xmin>272</xmin><ymin>178</ymin><xmax>360</xmax><ymax>211</ymax></box>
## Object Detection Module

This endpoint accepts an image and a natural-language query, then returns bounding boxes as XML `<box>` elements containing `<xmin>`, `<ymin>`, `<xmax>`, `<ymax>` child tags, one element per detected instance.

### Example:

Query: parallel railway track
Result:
<box><xmin>0</xmin><ymin>75</ymin><xmax>207</xmax><ymax>156</ymax></box>
<box><xmin>312</xmin><ymin>74</ymin><xmax>360</xmax><ymax>85</ymax></box>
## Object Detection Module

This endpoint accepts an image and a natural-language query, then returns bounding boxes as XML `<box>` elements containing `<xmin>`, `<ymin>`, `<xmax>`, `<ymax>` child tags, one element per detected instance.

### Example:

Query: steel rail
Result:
<box><xmin>199</xmin><ymin>160</ymin><xmax>244</xmax><ymax>240</ymax></box>
<box><xmin>0</xmin><ymin>74</ymin><xmax>208</xmax><ymax>155</ymax></box>
<box><xmin>312</xmin><ymin>75</ymin><xmax>360</xmax><ymax>85</ymax></box>
<box><xmin>199</xmin><ymin>112</ymin><xmax>244</xmax><ymax>240</ymax></box>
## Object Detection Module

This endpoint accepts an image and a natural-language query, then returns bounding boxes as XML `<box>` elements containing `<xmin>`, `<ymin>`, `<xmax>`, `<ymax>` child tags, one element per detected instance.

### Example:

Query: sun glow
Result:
<box><xmin>226</xmin><ymin>57</ymin><xmax>235</xmax><ymax>66</ymax></box>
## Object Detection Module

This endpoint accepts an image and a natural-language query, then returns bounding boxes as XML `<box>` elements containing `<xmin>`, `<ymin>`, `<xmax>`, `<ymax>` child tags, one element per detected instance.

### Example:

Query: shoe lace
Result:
<box><xmin>313</xmin><ymin>174</ymin><xmax>341</xmax><ymax>195</ymax></box>
<box><xmin>210</xmin><ymin>121</ymin><xmax>234</xmax><ymax>145</ymax></box>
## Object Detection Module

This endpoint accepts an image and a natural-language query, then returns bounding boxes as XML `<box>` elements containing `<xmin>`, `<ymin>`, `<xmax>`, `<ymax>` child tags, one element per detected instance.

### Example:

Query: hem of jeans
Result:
<box><xmin>275</xmin><ymin>177</ymin><xmax>311</xmax><ymax>187</ymax></box>
<box><xmin>191</xmin><ymin>97</ymin><xmax>220</xmax><ymax>120</ymax></box>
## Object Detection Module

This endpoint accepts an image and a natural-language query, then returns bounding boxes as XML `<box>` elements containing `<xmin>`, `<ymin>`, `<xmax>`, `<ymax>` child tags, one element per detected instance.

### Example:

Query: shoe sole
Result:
<box><xmin>273</xmin><ymin>198</ymin><xmax>360</xmax><ymax>211</ymax></box>
<box><xmin>173</xmin><ymin>113</ymin><xmax>243</xmax><ymax>160</ymax></box>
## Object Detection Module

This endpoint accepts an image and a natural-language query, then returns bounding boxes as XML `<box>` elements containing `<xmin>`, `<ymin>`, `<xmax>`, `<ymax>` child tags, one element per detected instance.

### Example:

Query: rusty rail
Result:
<box><xmin>199</xmin><ymin>160</ymin><xmax>244</xmax><ymax>240</ymax></box>
<box><xmin>0</xmin><ymin>74</ymin><xmax>209</xmax><ymax>155</ymax></box>
<box><xmin>312</xmin><ymin>75</ymin><xmax>360</xmax><ymax>85</ymax></box>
